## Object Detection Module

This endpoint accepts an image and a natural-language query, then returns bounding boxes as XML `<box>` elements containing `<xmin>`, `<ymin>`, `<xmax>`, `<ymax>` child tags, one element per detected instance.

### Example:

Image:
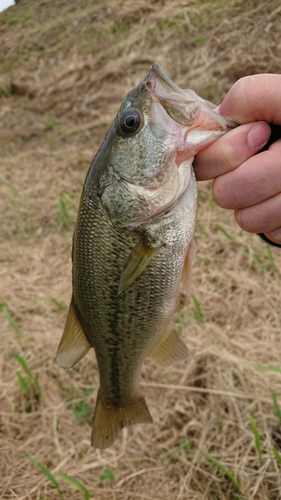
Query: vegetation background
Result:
<box><xmin>1</xmin><ymin>0</ymin><xmax>281</xmax><ymax>498</ymax></box>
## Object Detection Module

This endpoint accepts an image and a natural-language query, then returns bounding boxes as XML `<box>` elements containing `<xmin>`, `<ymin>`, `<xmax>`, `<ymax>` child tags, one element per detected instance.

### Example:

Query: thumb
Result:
<box><xmin>219</xmin><ymin>74</ymin><xmax>281</xmax><ymax>125</ymax></box>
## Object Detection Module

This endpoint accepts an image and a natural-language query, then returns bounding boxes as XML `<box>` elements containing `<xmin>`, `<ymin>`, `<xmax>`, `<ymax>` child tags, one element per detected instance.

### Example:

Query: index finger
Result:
<box><xmin>194</xmin><ymin>121</ymin><xmax>271</xmax><ymax>181</ymax></box>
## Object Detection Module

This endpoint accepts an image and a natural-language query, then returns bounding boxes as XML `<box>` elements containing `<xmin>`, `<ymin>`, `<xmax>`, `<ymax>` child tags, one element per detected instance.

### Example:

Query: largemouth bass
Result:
<box><xmin>56</xmin><ymin>63</ymin><xmax>236</xmax><ymax>449</ymax></box>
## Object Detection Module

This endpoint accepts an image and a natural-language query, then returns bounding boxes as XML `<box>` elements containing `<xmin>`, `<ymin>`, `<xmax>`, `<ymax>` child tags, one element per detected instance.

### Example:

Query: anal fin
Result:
<box><xmin>91</xmin><ymin>389</ymin><xmax>153</xmax><ymax>449</ymax></box>
<box><xmin>149</xmin><ymin>329</ymin><xmax>190</xmax><ymax>368</ymax></box>
<box><xmin>55</xmin><ymin>298</ymin><xmax>91</xmax><ymax>368</ymax></box>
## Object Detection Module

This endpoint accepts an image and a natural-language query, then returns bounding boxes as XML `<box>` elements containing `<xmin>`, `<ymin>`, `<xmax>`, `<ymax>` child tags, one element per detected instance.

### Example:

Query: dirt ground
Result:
<box><xmin>1</xmin><ymin>0</ymin><xmax>281</xmax><ymax>499</ymax></box>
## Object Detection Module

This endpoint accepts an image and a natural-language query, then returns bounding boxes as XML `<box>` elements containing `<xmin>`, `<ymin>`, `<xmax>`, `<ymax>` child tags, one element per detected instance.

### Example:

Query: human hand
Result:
<box><xmin>194</xmin><ymin>74</ymin><xmax>281</xmax><ymax>244</ymax></box>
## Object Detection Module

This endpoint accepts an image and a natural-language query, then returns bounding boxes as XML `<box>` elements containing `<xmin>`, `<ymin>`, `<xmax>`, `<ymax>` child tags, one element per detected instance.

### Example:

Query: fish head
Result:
<box><xmin>96</xmin><ymin>63</ymin><xmax>237</xmax><ymax>227</ymax></box>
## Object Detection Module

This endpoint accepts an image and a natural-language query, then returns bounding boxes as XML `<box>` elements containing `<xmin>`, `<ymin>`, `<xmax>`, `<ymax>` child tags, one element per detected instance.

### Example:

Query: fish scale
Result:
<box><xmin>55</xmin><ymin>63</ymin><xmax>236</xmax><ymax>448</ymax></box>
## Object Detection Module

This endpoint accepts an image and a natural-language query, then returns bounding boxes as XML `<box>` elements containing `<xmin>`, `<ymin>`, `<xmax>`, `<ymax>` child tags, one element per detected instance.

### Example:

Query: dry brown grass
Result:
<box><xmin>1</xmin><ymin>0</ymin><xmax>281</xmax><ymax>498</ymax></box>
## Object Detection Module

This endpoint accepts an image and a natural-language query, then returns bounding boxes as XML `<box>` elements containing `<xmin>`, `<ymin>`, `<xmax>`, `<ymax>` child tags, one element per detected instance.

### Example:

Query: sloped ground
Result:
<box><xmin>1</xmin><ymin>0</ymin><xmax>281</xmax><ymax>498</ymax></box>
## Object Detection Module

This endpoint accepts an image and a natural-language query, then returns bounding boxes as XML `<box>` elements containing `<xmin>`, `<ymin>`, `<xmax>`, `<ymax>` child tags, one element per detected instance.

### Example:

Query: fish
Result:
<box><xmin>55</xmin><ymin>62</ymin><xmax>236</xmax><ymax>449</ymax></box>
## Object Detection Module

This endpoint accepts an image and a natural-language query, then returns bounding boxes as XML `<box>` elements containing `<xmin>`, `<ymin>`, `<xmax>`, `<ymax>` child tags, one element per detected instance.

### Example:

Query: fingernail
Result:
<box><xmin>247</xmin><ymin>122</ymin><xmax>271</xmax><ymax>151</ymax></box>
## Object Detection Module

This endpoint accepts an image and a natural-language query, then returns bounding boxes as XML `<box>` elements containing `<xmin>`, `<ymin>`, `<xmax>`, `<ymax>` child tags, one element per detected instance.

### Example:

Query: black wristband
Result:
<box><xmin>259</xmin><ymin>123</ymin><xmax>281</xmax><ymax>152</ymax></box>
<box><xmin>258</xmin><ymin>233</ymin><xmax>281</xmax><ymax>248</ymax></box>
<box><xmin>256</xmin><ymin>124</ymin><xmax>281</xmax><ymax>248</ymax></box>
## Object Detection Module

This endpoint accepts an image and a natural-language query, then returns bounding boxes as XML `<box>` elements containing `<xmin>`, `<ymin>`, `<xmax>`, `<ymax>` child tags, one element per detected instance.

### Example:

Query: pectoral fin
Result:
<box><xmin>118</xmin><ymin>237</ymin><xmax>161</xmax><ymax>294</ymax></box>
<box><xmin>149</xmin><ymin>329</ymin><xmax>190</xmax><ymax>368</ymax></box>
<box><xmin>55</xmin><ymin>298</ymin><xmax>91</xmax><ymax>368</ymax></box>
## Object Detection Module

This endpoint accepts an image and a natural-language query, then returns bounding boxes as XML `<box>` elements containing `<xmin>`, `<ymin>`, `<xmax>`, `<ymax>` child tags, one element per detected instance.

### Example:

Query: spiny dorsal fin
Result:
<box><xmin>148</xmin><ymin>329</ymin><xmax>190</xmax><ymax>368</ymax></box>
<box><xmin>55</xmin><ymin>298</ymin><xmax>91</xmax><ymax>368</ymax></box>
<box><xmin>118</xmin><ymin>237</ymin><xmax>161</xmax><ymax>294</ymax></box>
<box><xmin>91</xmin><ymin>389</ymin><xmax>153</xmax><ymax>449</ymax></box>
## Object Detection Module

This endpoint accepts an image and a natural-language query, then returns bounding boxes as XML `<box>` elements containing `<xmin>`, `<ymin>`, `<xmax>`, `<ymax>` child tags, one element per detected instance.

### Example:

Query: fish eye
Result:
<box><xmin>118</xmin><ymin>108</ymin><xmax>143</xmax><ymax>136</ymax></box>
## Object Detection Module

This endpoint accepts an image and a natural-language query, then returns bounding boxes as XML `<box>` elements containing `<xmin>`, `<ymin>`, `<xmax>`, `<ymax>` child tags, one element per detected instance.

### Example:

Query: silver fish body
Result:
<box><xmin>56</xmin><ymin>63</ymin><xmax>236</xmax><ymax>448</ymax></box>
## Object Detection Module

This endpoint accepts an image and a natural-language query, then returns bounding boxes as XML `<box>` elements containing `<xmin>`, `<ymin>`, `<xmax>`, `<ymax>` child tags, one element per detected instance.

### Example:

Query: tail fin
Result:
<box><xmin>91</xmin><ymin>389</ymin><xmax>153</xmax><ymax>449</ymax></box>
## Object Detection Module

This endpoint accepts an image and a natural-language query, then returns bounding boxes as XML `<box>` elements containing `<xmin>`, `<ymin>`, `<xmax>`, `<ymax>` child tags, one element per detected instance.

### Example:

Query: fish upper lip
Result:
<box><xmin>146</xmin><ymin>62</ymin><xmax>186</xmax><ymax>97</ymax></box>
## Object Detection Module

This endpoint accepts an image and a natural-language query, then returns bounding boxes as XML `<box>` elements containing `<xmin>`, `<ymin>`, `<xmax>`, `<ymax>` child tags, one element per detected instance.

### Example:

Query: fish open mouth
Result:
<box><xmin>145</xmin><ymin>62</ymin><xmax>198</xmax><ymax>127</ymax></box>
<box><xmin>145</xmin><ymin>62</ymin><xmax>237</xmax><ymax>131</ymax></box>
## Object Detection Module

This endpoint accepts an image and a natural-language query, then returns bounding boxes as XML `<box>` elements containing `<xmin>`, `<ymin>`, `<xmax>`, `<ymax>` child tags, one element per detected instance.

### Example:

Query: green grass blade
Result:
<box><xmin>16</xmin><ymin>372</ymin><xmax>30</xmax><ymax>393</ymax></box>
<box><xmin>26</xmin><ymin>456</ymin><xmax>64</xmax><ymax>499</ymax></box>
<box><xmin>83</xmin><ymin>387</ymin><xmax>94</xmax><ymax>395</ymax></box>
<box><xmin>196</xmin><ymin>222</ymin><xmax>209</xmax><ymax>238</ymax></box>
<box><xmin>270</xmin><ymin>388</ymin><xmax>281</xmax><ymax>425</ymax></box>
<box><xmin>202</xmin><ymin>452</ymin><xmax>240</xmax><ymax>493</ymax></box>
<box><xmin>251</xmin><ymin>364</ymin><xmax>281</xmax><ymax>374</ymax></box>
<box><xmin>13</xmin><ymin>353</ymin><xmax>32</xmax><ymax>378</ymax></box>
<box><xmin>0</xmin><ymin>176</ymin><xmax>18</xmax><ymax>196</ymax></box>
<box><xmin>192</xmin><ymin>296</ymin><xmax>204</xmax><ymax>324</ymax></box>
<box><xmin>242</xmin><ymin>251</ymin><xmax>264</xmax><ymax>272</ymax></box>
<box><xmin>0</xmin><ymin>300</ymin><xmax>22</xmax><ymax>337</ymax></box>
<box><xmin>179</xmin><ymin>440</ymin><xmax>192</xmax><ymax>450</ymax></box>
<box><xmin>14</xmin><ymin>354</ymin><xmax>42</xmax><ymax>403</ymax></box>
<box><xmin>177</xmin><ymin>308</ymin><xmax>183</xmax><ymax>336</ymax></box>
<box><xmin>58</xmin><ymin>472</ymin><xmax>90</xmax><ymax>500</ymax></box>
<box><xmin>250</xmin><ymin>414</ymin><xmax>262</xmax><ymax>465</ymax></box>
<box><xmin>44</xmin><ymin>120</ymin><xmax>56</xmax><ymax>131</ymax></box>
<box><xmin>34</xmin><ymin>374</ymin><xmax>43</xmax><ymax>402</ymax></box>
<box><xmin>34</xmin><ymin>296</ymin><xmax>67</xmax><ymax>311</ymax></box>
<box><xmin>215</xmin><ymin>224</ymin><xmax>234</xmax><ymax>241</ymax></box>
<box><xmin>71</xmin><ymin>400</ymin><xmax>90</xmax><ymax>421</ymax></box>
<box><xmin>58</xmin><ymin>199</ymin><xmax>73</xmax><ymax>227</ymax></box>
<box><xmin>58</xmin><ymin>192</ymin><xmax>76</xmax><ymax>228</ymax></box>
<box><xmin>99</xmin><ymin>468</ymin><xmax>115</xmax><ymax>481</ymax></box>
<box><xmin>48</xmin><ymin>298</ymin><xmax>67</xmax><ymax>310</ymax></box>
<box><xmin>62</xmin><ymin>192</ymin><xmax>75</xmax><ymax>207</ymax></box>
<box><xmin>267</xmin><ymin>245</ymin><xmax>279</xmax><ymax>274</ymax></box>
<box><xmin>273</xmin><ymin>447</ymin><xmax>281</xmax><ymax>466</ymax></box>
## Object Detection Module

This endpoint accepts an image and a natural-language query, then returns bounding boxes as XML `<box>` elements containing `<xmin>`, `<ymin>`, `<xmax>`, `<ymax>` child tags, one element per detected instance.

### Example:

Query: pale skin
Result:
<box><xmin>194</xmin><ymin>74</ymin><xmax>281</xmax><ymax>245</ymax></box>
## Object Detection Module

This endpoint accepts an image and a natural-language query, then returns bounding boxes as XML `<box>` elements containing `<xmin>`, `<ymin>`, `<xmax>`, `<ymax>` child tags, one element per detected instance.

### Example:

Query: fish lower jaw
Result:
<box><xmin>183</xmin><ymin>128</ymin><xmax>226</xmax><ymax>154</ymax></box>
